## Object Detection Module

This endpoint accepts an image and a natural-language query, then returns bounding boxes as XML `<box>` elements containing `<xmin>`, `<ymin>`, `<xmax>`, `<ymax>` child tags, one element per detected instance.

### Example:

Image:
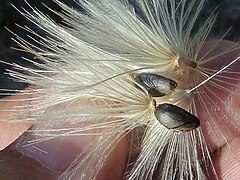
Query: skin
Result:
<box><xmin>0</xmin><ymin>40</ymin><xmax>240</xmax><ymax>180</ymax></box>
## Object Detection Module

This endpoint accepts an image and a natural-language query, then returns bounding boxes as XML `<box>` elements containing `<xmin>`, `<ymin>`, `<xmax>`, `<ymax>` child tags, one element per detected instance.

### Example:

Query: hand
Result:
<box><xmin>0</xmin><ymin>90</ymin><xmax>128</xmax><ymax>180</ymax></box>
<box><xmin>0</xmin><ymin>40</ymin><xmax>240</xmax><ymax>180</ymax></box>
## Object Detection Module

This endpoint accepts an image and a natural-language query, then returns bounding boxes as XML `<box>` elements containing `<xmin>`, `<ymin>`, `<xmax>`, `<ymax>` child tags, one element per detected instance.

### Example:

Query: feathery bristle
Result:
<box><xmin>1</xmin><ymin>0</ymin><xmax>240</xmax><ymax>179</ymax></box>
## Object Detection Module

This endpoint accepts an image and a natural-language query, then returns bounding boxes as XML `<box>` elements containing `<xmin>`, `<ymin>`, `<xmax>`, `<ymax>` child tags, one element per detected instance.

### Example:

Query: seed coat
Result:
<box><xmin>154</xmin><ymin>103</ymin><xmax>200</xmax><ymax>131</ymax></box>
<box><xmin>135</xmin><ymin>73</ymin><xmax>177</xmax><ymax>97</ymax></box>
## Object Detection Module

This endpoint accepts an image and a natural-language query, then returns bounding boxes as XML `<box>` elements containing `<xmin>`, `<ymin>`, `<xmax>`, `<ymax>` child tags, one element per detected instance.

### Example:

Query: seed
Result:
<box><xmin>154</xmin><ymin>103</ymin><xmax>200</xmax><ymax>131</ymax></box>
<box><xmin>135</xmin><ymin>73</ymin><xmax>177</xmax><ymax>97</ymax></box>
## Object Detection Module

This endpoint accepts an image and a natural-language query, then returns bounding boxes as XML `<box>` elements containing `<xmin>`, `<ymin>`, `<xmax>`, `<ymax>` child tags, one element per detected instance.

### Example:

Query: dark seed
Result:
<box><xmin>135</xmin><ymin>73</ymin><xmax>177</xmax><ymax>97</ymax></box>
<box><xmin>154</xmin><ymin>103</ymin><xmax>200</xmax><ymax>131</ymax></box>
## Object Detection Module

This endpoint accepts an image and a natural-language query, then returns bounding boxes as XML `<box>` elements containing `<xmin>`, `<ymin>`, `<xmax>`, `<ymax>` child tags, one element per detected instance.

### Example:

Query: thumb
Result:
<box><xmin>1</xmin><ymin>123</ymin><xmax>129</xmax><ymax>180</ymax></box>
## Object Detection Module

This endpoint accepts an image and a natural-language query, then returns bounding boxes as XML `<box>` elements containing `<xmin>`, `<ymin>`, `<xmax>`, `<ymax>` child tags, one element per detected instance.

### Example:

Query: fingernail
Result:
<box><xmin>0</xmin><ymin>147</ymin><xmax>60</xmax><ymax>179</ymax></box>
<box><xmin>14</xmin><ymin>123</ymin><xmax>95</xmax><ymax>172</ymax></box>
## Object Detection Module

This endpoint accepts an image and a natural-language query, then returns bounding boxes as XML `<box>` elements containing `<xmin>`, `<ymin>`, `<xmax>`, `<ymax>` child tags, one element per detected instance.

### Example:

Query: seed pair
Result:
<box><xmin>135</xmin><ymin>73</ymin><xmax>200</xmax><ymax>131</ymax></box>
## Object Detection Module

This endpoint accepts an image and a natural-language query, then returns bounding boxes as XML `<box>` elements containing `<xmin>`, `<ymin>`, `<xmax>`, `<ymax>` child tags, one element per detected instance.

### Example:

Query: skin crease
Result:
<box><xmin>0</xmin><ymin>40</ymin><xmax>239</xmax><ymax>180</ymax></box>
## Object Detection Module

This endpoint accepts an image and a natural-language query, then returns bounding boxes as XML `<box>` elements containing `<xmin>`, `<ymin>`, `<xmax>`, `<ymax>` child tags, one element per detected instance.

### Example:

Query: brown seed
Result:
<box><xmin>135</xmin><ymin>73</ymin><xmax>177</xmax><ymax>97</ymax></box>
<box><xmin>154</xmin><ymin>103</ymin><xmax>200</xmax><ymax>131</ymax></box>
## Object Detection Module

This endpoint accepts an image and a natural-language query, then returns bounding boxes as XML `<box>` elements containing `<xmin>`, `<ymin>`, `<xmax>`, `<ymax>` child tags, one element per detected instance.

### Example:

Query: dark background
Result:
<box><xmin>0</xmin><ymin>0</ymin><xmax>239</xmax><ymax>91</ymax></box>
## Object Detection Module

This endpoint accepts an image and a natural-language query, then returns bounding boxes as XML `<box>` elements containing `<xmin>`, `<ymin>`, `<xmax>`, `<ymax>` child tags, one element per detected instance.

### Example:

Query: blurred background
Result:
<box><xmin>0</xmin><ymin>0</ymin><xmax>240</xmax><ymax>92</ymax></box>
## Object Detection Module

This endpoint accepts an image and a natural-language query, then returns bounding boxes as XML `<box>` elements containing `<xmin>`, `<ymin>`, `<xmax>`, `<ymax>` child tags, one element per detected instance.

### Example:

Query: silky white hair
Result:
<box><xmin>1</xmin><ymin>0</ymin><xmax>240</xmax><ymax>179</ymax></box>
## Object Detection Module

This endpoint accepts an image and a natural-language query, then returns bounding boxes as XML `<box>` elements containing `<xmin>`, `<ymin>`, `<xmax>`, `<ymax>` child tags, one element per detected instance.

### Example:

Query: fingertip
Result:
<box><xmin>0</xmin><ymin>89</ymin><xmax>35</xmax><ymax>150</ymax></box>
<box><xmin>0</xmin><ymin>145</ymin><xmax>60</xmax><ymax>180</ymax></box>
<box><xmin>196</xmin><ymin>40</ymin><xmax>240</xmax><ymax>150</ymax></box>
<box><xmin>14</xmin><ymin>127</ymin><xmax>95</xmax><ymax>172</ymax></box>
<box><xmin>212</xmin><ymin>136</ymin><xmax>240</xmax><ymax>180</ymax></box>
<box><xmin>11</xmin><ymin>123</ymin><xmax>129</xmax><ymax>179</ymax></box>
<box><xmin>0</xmin><ymin>121</ymin><xmax>31</xmax><ymax>150</ymax></box>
